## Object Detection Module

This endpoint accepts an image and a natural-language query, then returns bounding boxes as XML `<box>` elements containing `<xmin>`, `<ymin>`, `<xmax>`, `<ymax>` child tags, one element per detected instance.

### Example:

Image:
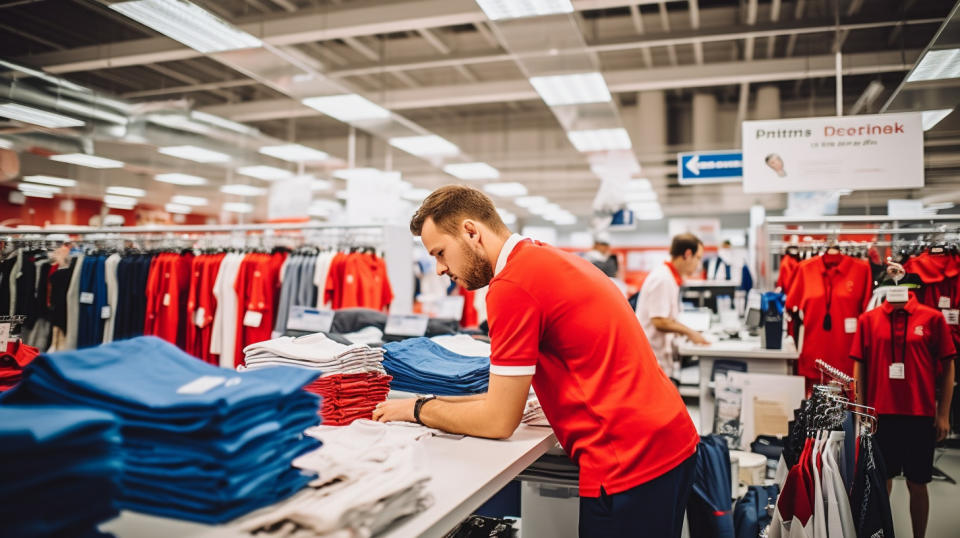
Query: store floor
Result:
<box><xmin>890</xmin><ymin>448</ymin><xmax>960</xmax><ymax>537</ymax></box>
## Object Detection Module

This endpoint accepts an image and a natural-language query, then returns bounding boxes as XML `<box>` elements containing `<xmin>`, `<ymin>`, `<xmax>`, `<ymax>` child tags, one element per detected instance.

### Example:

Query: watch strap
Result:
<box><xmin>414</xmin><ymin>395</ymin><xmax>437</xmax><ymax>425</ymax></box>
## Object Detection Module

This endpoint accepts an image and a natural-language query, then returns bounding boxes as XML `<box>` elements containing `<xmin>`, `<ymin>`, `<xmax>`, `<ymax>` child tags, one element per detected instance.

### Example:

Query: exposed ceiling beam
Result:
<box><xmin>658</xmin><ymin>2</ymin><xmax>678</xmax><ymax>66</ymax></box>
<box><xmin>341</xmin><ymin>36</ymin><xmax>380</xmax><ymax>62</ymax></box>
<box><xmin>266</xmin><ymin>0</ymin><xmax>297</xmax><ymax>11</ymax></box>
<box><xmin>785</xmin><ymin>0</ymin><xmax>807</xmax><ymax>57</ymax></box>
<box><xmin>454</xmin><ymin>64</ymin><xmax>478</xmax><ymax>82</ymax></box>
<box><xmin>199</xmin><ymin>50</ymin><xmax>918</xmax><ymax>121</ymax></box>
<box><xmin>767</xmin><ymin>0</ymin><xmax>782</xmax><ymax>58</ymax></box>
<box><xmin>744</xmin><ymin>0</ymin><xmax>758</xmax><ymax>61</ymax></box>
<box><xmin>689</xmin><ymin>0</ymin><xmax>702</xmax><ymax>65</ymax></box>
<box><xmin>417</xmin><ymin>28</ymin><xmax>451</xmax><ymax>55</ymax></box>
<box><xmin>628</xmin><ymin>4</ymin><xmax>654</xmax><ymax>68</ymax></box>
<box><xmin>473</xmin><ymin>22</ymin><xmax>499</xmax><ymax>49</ymax></box>
<box><xmin>120</xmin><ymin>78</ymin><xmax>260</xmax><ymax>99</ymax></box>
<box><xmin>833</xmin><ymin>0</ymin><xmax>865</xmax><ymax>52</ymax></box>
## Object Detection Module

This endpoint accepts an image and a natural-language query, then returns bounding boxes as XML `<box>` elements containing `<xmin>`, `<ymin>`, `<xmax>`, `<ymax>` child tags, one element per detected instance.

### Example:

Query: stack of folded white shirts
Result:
<box><xmin>241</xmin><ymin>420</ymin><xmax>434</xmax><ymax>537</ymax></box>
<box><xmin>243</xmin><ymin>333</ymin><xmax>386</xmax><ymax>375</ymax></box>
<box><xmin>430</xmin><ymin>334</ymin><xmax>492</xmax><ymax>357</ymax></box>
<box><xmin>523</xmin><ymin>396</ymin><xmax>550</xmax><ymax>427</ymax></box>
<box><xmin>342</xmin><ymin>326</ymin><xmax>384</xmax><ymax>346</ymax></box>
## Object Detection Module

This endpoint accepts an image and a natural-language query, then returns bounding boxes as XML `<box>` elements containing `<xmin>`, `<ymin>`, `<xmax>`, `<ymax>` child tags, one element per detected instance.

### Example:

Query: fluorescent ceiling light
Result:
<box><xmin>483</xmin><ymin>182</ymin><xmax>528</xmax><ymax>197</ymax></box>
<box><xmin>529</xmin><ymin>72</ymin><xmax>611</xmax><ymax>106</ymax></box>
<box><xmin>223</xmin><ymin>202</ymin><xmax>254</xmax><ymax>214</ymax></box>
<box><xmin>925</xmin><ymin>202</ymin><xmax>955</xmax><ymax>211</ymax></box>
<box><xmin>158</xmin><ymin>145</ymin><xmax>230</xmax><ymax>163</ymax></box>
<box><xmin>237</xmin><ymin>165</ymin><xmax>293</xmax><ymax>181</ymax></box>
<box><xmin>171</xmin><ymin>195</ymin><xmax>208</xmax><ymax>206</ymax></box>
<box><xmin>636</xmin><ymin>210</ymin><xmax>664</xmax><ymax>221</ymax></box>
<box><xmin>155</xmin><ymin>173</ymin><xmax>207</xmax><ymax>186</ymax></box>
<box><xmin>389</xmin><ymin>135</ymin><xmax>459</xmax><ymax>157</ymax></box>
<box><xmin>0</xmin><ymin>103</ymin><xmax>85</xmax><ymax>128</ymax></box>
<box><xmin>497</xmin><ymin>209</ymin><xmax>517</xmax><ymax>225</ymax></box>
<box><xmin>311</xmin><ymin>179</ymin><xmax>333</xmax><ymax>191</ymax></box>
<box><xmin>18</xmin><ymin>183</ymin><xmax>61</xmax><ymax>194</ymax></box>
<box><xmin>259</xmin><ymin>144</ymin><xmax>329</xmax><ymax>163</ymax></box>
<box><xmin>106</xmin><ymin>186</ymin><xmax>146</xmax><ymax>197</ymax></box>
<box><xmin>443</xmin><ymin>162</ymin><xmax>500</xmax><ymax>180</ymax></box>
<box><xmin>548</xmin><ymin>214</ymin><xmax>577</xmax><ymax>226</ymax></box>
<box><xmin>476</xmin><ymin>0</ymin><xmax>574</xmax><ymax>20</ymax></box>
<box><xmin>23</xmin><ymin>175</ymin><xmax>76</xmax><ymax>188</ymax></box>
<box><xmin>333</xmin><ymin>168</ymin><xmax>383</xmax><ymax>181</ymax></box>
<box><xmin>20</xmin><ymin>190</ymin><xmax>53</xmax><ymax>199</ymax></box>
<box><xmin>220</xmin><ymin>184</ymin><xmax>267</xmax><ymax>196</ymax></box>
<box><xmin>567</xmin><ymin>128</ymin><xmax>632</xmax><ymax>152</ymax></box>
<box><xmin>104</xmin><ymin>195</ymin><xmax>137</xmax><ymax>208</ymax></box>
<box><xmin>906</xmin><ymin>48</ymin><xmax>960</xmax><ymax>82</ymax></box>
<box><xmin>110</xmin><ymin>0</ymin><xmax>262</xmax><ymax>53</ymax></box>
<box><xmin>0</xmin><ymin>60</ymin><xmax>89</xmax><ymax>93</ymax></box>
<box><xmin>50</xmin><ymin>153</ymin><xmax>124</xmax><ymax>169</ymax></box>
<box><xmin>302</xmin><ymin>94</ymin><xmax>390</xmax><ymax>122</ymax></box>
<box><xmin>515</xmin><ymin>196</ymin><xmax>549</xmax><ymax>209</ymax></box>
<box><xmin>401</xmin><ymin>188</ymin><xmax>431</xmax><ymax>202</ymax></box>
<box><xmin>922</xmin><ymin>109</ymin><xmax>953</xmax><ymax>131</ymax></box>
<box><xmin>164</xmin><ymin>203</ymin><xmax>192</xmax><ymax>214</ymax></box>
<box><xmin>529</xmin><ymin>202</ymin><xmax>561</xmax><ymax>215</ymax></box>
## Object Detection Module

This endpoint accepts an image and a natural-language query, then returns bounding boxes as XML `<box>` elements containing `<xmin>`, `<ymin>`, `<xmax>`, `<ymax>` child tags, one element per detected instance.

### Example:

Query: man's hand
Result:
<box><xmin>372</xmin><ymin>398</ymin><xmax>416</xmax><ymax>423</ymax></box>
<box><xmin>688</xmin><ymin>332</ymin><xmax>710</xmax><ymax>346</ymax></box>
<box><xmin>936</xmin><ymin>414</ymin><xmax>951</xmax><ymax>442</ymax></box>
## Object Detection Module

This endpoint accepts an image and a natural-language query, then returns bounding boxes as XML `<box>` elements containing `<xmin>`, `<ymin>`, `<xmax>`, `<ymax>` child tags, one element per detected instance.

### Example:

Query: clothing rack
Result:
<box><xmin>815</xmin><ymin>359</ymin><xmax>854</xmax><ymax>386</ymax></box>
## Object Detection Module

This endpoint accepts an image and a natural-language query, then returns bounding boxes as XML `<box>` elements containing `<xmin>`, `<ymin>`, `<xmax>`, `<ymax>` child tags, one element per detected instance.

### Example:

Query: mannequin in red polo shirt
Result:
<box><xmin>373</xmin><ymin>185</ymin><xmax>699</xmax><ymax>538</ymax></box>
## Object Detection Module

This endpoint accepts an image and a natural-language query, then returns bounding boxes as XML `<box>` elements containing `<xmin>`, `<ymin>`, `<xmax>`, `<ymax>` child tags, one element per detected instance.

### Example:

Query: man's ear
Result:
<box><xmin>463</xmin><ymin>219</ymin><xmax>479</xmax><ymax>240</ymax></box>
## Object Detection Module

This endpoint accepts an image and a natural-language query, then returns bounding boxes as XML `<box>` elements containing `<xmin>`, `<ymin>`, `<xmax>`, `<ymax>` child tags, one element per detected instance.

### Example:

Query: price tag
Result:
<box><xmin>939</xmin><ymin>296</ymin><xmax>952</xmax><ymax>308</ymax></box>
<box><xmin>243</xmin><ymin>310</ymin><xmax>263</xmax><ymax>328</ymax></box>
<box><xmin>162</xmin><ymin>293</ymin><xmax>171</xmax><ymax>307</ymax></box>
<box><xmin>886</xmin><ymin>287</ymin><xmax>909</xmax><ymax>303</ymax></box>
<box><xmin>177</xmin><ymin>375</ymin><xmax>226</xmax><ymax>395</ymax></box>
<box><xmin>889</xmin><ymin>363</ymin><xmax>905</xmax><ymax>380</ymax></box>
<box><xmin>385</xmin><ymin>314</ymin><xmax>429</xmax><ymax>337</ymax></box>
<box><xmin>0</xmin><ymin>323</ymin><xmax>9</xmax><ymax>350</ymax></box>
<box><xmin>944</xmin><ymin>309</ymin><xmax>959</xmax><ymax>326</ymax></box>
<box><xmin>194</xmin><ymin>307</ymin><xmax>206</xmax><ymax>328</ymax></box>
<box><xmin>844</xmin><ymin>317</ymin><xmax>857</xmax><ymax>334</ymax></box>
<box><xmin>100</xmin><ymin>306</ymin><xmax>111</xmax><ymax>320</ymax></box>
<box><xmin>79</xmin><ymin>292</ymin><xmax>94</xmax><ymax>304</ymax></box>
<box><xmin>286</xmin><ymin>305</ymin><xmax>334</xmax><ymax>333</ymax></box>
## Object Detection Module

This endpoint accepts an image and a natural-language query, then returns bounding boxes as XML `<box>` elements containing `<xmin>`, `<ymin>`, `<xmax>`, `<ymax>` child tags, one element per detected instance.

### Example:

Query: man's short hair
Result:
<box><xmin>669</xmin><ymin>233</ymin><xmax>702</xmax><ymax>258</ymax></box>
<box><xmin>410</xmin><ymin>184</ymin><xmax>509</xmax><ymax>237</ymax></box>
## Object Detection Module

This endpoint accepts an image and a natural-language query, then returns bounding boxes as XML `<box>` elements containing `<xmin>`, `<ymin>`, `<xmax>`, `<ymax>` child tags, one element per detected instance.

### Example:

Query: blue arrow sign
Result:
<box><xmin>677</xmin><ymin>150</ymin><xmax>743</xmax><ymax>184</ymax></box>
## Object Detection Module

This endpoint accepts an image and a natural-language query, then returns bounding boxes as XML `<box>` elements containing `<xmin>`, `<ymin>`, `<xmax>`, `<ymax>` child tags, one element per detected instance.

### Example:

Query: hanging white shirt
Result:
<box><xmin>635</xmin><ymin>262</ymin><xmax>683</xmax><ymax>377</ymax></box>
<box><xmin>210</xmin><ymin>253</ymin><xmax>244</xmax><ymax>368</ymax></box>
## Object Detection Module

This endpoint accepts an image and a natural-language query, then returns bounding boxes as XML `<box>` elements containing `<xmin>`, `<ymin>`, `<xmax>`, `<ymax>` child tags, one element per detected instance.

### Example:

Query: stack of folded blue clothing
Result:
<box><xmin>0</xmin><ymin>405</ymin><xmax>122</xmax><ymax>537</ymax></box>
<box><xmin>1</xmin><ymin>336</ymin><xmax>322</xmax><ymax>523</ymax></box>
<box><xmin>382</xmin><ymin>337</ymin><xmax>489</xmax><ymax>395</ymax></box>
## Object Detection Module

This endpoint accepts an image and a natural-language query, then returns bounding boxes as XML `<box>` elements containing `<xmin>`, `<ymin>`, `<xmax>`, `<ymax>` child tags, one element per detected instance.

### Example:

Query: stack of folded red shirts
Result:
<box><xmin>305</xmin><ymin>372</ymin><xmax>393</xmax><ymax>426</ymax></box>
<box><xmin>0</xmin><ymin>341</ymin><xmax>40</xmax><ymax>391</ymax></box>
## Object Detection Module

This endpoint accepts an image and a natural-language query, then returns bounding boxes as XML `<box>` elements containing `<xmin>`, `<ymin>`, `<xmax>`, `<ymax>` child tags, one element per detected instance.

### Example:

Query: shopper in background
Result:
<box><xmin>374</xmin><ymin>185</ymin><xmax>699</xmax><ymax>538</ymax></box>
<box><xmin>635</xmin><ymin>233</ymin><xmax>710</xmax><ymax>380</ymax></box>
<box><xmin>581</xmin><ymin>233</ymin><xmax>619</xmax><ymax>278</ymax></box>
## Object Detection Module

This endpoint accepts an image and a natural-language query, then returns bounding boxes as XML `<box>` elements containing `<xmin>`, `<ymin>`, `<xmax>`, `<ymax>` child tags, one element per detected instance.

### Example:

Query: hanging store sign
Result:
<box><xmin>677</xmin><ymin>150</ymin><xmax>743</xmax><ymax>184</ymax></box>
<box><xmin>741</xmin><ymin>112</ymin><xmax>924</xmax><ymax>193</ymax></box>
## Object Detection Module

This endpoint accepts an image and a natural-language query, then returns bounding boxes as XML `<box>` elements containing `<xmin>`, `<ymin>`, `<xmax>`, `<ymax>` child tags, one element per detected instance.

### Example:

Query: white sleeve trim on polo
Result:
<box><xmin>490</xmin><ymin>364</ymin><xmax>536</xmax><ymax>376</ymax></box>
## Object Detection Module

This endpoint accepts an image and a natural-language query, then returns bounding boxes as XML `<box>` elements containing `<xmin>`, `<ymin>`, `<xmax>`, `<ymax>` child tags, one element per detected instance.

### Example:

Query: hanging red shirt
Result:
<box><xmin>786</xmin><ymin>254</ymin><xmax>872</xmax><ymax>379</ymax></box>
<box><xmin>903</xmin><ymin>251</ymin><xmax>960</xmax><ymax>349</ymax></box>
<box><xmin>850</xmin><ymin>297</ymin><xmax>957</xmax><ymax>416</ymax></box>
<box><xmin>777</xmin><ymin>254</ymin><xmax>801</xmax><ymax>292</ymax></box>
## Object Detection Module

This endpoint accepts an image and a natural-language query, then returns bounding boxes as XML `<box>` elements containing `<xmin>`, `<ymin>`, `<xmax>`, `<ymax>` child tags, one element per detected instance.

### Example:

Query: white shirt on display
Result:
<box><xmin>635</xmin><ymin>262</ymin><xmax>682</xmax><ymax>378</ymax></box>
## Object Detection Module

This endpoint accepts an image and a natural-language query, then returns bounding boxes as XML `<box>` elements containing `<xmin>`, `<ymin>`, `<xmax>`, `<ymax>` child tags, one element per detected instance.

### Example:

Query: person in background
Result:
<box><xmin>635</xmin><ymin>233</ymin><xmax>710</xmax><ymax>380</ymax></box>
<box><xmin>581</xmin><ymin>233</ymin><xmax>619</xmax><ymax>278</ymax></box>
<box><xmin>374</xmin><ymin>185</ymin><xmax>699</xmax><ymax>538</ymax></box>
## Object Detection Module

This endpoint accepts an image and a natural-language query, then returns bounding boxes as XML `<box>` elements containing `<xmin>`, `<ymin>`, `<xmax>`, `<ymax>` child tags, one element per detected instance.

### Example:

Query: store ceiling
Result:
<box><xmin>1</xmin><ymin>0</ymin><xmax>958</xmax><ymax>225</ymax></box>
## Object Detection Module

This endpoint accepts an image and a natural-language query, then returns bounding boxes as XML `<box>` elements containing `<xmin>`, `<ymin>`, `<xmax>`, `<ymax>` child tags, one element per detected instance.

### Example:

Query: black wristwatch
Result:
<box><xmin>414</xmin><ymin>395</ymin><xmax>437</xmax><ymax>425</ymax></box>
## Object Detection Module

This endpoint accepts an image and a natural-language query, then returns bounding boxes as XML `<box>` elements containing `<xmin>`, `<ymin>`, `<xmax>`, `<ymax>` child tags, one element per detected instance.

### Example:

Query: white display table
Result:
<box><xmin>101</xmin><ymin>425</ymin><xmax>557</xmax><ymax>538</ymax></box>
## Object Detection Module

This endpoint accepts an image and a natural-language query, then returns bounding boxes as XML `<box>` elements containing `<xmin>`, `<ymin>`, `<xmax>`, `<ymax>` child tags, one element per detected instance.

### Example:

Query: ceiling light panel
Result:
<box><xmin>18</xmin><ymin>183</ymin><xmax>61</xmax><ymax>194</ymax></box>
<box><xmin>0</xmin><ymin>103</ymin><xmax>85</xmax><ymax>128</ymax></box>
<box><xmin>401</xmin><ymin>188</ymin><xmax>431</xmax><ymax>202</ymax></box>
<box><xmin>515</xmin><ymin>196</ymin><xmax>549</xmax><ymax>209</ymax></box>
<box><xmin>220</xmin><ymin>184</ymin><xmax>267</xmax><ymax>196</ymax></box>
<box><xmin>164</xmin><ymin>203</ymin><xmax>192</xmax><ymax>214</ymax></box>
<box><xmin>529</xmin><ymin>72</ymin><xmax>612</xmax><ymax>106</ymax></box>
<box><xmin>171</xmin><ymin>195</ymin><xmax>208</xmax><ymax>206</ymax></box>
<box><xmin>23</xmin><ymin>175</ymin><xmax>77</xmax><ymax>188</ymax></box>
<box><xmin>20</xmin><ymin>191</ymin><xmax>53</xmax><ymax>199</ymax></box>
<box><xmin>333</xmin><ymin>168</ymin><xmax>383</xmax><ymax>181</ymax></box>
<box><xmin>106</xmin><ymin>186</ymin><xmax>146</xmax><ymax>197</ymax></box>
<box><xmin>50</xmin><ymin>153</ymin><xmax>124</xmax><ymax>169</ymax></box>
<box><xmin>237</xmin><ymin>165</ymin><xmax>293</xmax><ymax>181</ymax></box>
<box><xmin>155</xmin><ymin>173</ymin><xmax>207</xmax><ymax>186</ymax></box>
<box><xmin>906</xmin><ymin>48</ymin><xmax>960</xmax><ymax>82</ymax></box>
<box><xmin>104</xmin><ymin>195</ymin><xmax>137</xmax><ymax>208</ymax></box>
<box><xmin>158</xmin><ymin>145</ymin><xmax>231</xmax><ymax>163</ymax></box>
<box><xmin>548</xmin><ymin>214</ymin><xmax>577</xmax><ymax>226</ymax></box>
<box><xmin>567</xmin><ymin>128</ymin><xmax>632</xmax><ymax>152</ymax></box>
<box><xmin>483</xmin><ymin>182</ymin><xmax>528</xmax><ymax>197</ymax></box>
<box><xmin>223</xmin><ymin>202</ymin><xmax>254</xmax><ymax>214</ymax></box>
<box><xmin>302</xmin><ymin>94</ymin><xmax>390</xmax><ymax>122</ymax></box>
<box><xmin>110</xmin><ymin>0</ymin><xmax>262</xmax><ymax>53</ymax></box>
<box><xmin>259</xmin><ymin>144</ymin><xmax>329</xmax><ymax>163</ymax></box>
<box><xmin>443</xmin><ymin>162</ymin><xmax>500</xmax><ymax>180</ymax></box>
<box><xmin>497</xmin><ymin>209</ymin><xmax>517</xmax><ymax>225</ymax></box>
<box><xmin>476</xmin><ymin>0</ymin><xmax>574</xmax><ymax>20</ymax></box>
<box><xmin>922</xmin><ymin>109</ymin><xmax>953</xmax><ymax>131</ymax></box>
<box><xmin>389</xmin><ymin>135</ymin><xmax>459</xmax><ymax>157</ymax></box>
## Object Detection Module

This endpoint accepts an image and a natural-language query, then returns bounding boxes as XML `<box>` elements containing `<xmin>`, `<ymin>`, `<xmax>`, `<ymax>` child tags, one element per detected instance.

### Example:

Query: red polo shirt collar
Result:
<box><xmin>665</xmin><ymin>261</ymin><xmax>683</xmax><ymax>286</ymax></box>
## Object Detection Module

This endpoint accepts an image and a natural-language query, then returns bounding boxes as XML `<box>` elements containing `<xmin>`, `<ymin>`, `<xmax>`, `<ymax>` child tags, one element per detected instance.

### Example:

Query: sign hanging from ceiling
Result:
<box><xmin>677</xmin><ymin>150</ymin><xmax>743</xmax><ymax>184</ymax></box>
<box><xmin>741</xmin><ymin>112</ymin><xmax>924</xmax><ymax>193</ymax></box>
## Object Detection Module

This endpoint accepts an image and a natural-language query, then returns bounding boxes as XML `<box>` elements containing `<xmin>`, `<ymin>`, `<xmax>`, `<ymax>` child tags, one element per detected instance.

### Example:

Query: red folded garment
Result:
<box><xmin>305</xmin><ymin>372</ymin><xmax>392</xmax><ymax>426</ymax></box>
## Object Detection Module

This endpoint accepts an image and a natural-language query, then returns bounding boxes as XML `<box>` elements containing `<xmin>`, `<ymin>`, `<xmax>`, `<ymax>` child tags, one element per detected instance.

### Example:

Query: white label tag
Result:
<box><xmin>886</xmin><ymin>287</ymin><xmax>909</xmax><ymax>303</ymax></box>
<box><xmin>385</xmin><ymin>314</ymin><xmax>429</xmax><ymax>337</ymax></box>
<box><xmin>243</xmin><ymin>310</ymin><xmax>263</xmax><ymax>328</ymax></box>
<box><xmin>844</xmin><ymin>317</ymin><xmax>857</xmax><ymax>334</ymax></box>
<box><xmin>286</xmin><ymin>305</ymin><xmax>334</xmax><ymax>333</ymax></box>
<box><xmin>176</xmin><ymin>375</ymin><xmax>226</xmax><ymax>395</ymax></box>
<box><xmin>939</xmin><ymin>296</ymin><xmax>951</xmax><ymax>308</ymax></box>
<box><xmin>79</xmin><ymin>292</ymin><xmax>94</xmax><ymax>304</ymax></box>
<box><xmin>162</xmin><ymin>293</ymin><xmax>171</xmax><ymax>307</ymax></box>
<box><xmin>944</xmin><ymin>309</ymin><xmax>959</xmax><ymax>326</ymax></box>
<box><xmin>0</xmin><ymin>323</ymin><xmax>9</xmax><ymax>350</ymax></box>
<box><xmin>889</xmin><ymin>363</ymin><xmax>905</xmax><ymax>380</ymax></box>
<box><xmin>100</xmin><ymin>306</ymin><xmax>111</xmax><ymax>319</ymax></box>
<box><xmin>194</xmin><ymin>307</ymin><xmax>206</xmax><ymax>328</ymax></box>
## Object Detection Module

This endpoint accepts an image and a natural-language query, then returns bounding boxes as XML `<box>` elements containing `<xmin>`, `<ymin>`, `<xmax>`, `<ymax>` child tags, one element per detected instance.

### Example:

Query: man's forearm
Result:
<box><xmin>654</xmin><ymin>317</ymin><xmax>699</xmax><ymax>339</ymax></box>
<box><xmin>419</xmin><ymin>398</ymin><xmax>518</xmax><ymax>440</ymax></box>
<box><xmin>436</xmin><ymin>393</ymin><xmax>487</xmax><ymax>403</ymax></box>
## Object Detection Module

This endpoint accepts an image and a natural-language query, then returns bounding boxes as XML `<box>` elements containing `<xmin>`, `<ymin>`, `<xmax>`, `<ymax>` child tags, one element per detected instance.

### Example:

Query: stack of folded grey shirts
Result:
<box><xmin>522</xmin><ymin>396</ymin><xmax>550</xmax><ymax>426</ymax></box>
<box><xmin>242</xmin><ymin>333</ymin><xmax>386</xmax><ymax>375</ymax></box>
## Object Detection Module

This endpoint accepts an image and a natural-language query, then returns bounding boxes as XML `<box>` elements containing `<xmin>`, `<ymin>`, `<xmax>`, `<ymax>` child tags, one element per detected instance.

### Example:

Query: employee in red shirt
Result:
<box><xmin>373</xmin><ymin>185</ymin><xmax>699</xmax><ymax>537</ymax></box>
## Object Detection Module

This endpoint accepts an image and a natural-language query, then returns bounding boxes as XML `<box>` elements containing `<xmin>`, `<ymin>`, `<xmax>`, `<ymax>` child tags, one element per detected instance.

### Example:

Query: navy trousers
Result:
<box><xmin>579</xmin><ymin>451</ymin><xmax>697</xmax><ymax>538</ymax></box>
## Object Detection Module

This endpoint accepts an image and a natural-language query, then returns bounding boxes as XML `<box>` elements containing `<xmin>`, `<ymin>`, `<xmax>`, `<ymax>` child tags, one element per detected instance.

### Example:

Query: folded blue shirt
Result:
<box><xmin>383</xmin><ymin>337</ymin><xmax>490</xmax><ymax>394</ymax></box>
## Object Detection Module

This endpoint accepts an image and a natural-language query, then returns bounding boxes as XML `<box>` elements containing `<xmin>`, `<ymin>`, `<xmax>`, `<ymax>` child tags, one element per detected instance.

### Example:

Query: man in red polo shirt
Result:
<box><xmin>374</xmin><ymin>185</ymin><xmax>699</xmax><ymax>537</ymax></box>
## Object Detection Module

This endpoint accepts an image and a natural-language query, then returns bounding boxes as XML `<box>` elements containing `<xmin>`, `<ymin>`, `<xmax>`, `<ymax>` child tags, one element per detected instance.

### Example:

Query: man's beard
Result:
<box><xmin>456</xmin><ymin>239</ymin><xmax>494</xmax><ymax>290</ymax></box>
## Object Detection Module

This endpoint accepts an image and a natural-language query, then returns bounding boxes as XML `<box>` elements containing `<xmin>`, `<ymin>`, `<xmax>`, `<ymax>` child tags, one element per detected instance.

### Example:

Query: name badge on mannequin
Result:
<box><xmin>889</xmin><ymin>363</ymin><xmax>905</xmax><ymax>380</ymax></box>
